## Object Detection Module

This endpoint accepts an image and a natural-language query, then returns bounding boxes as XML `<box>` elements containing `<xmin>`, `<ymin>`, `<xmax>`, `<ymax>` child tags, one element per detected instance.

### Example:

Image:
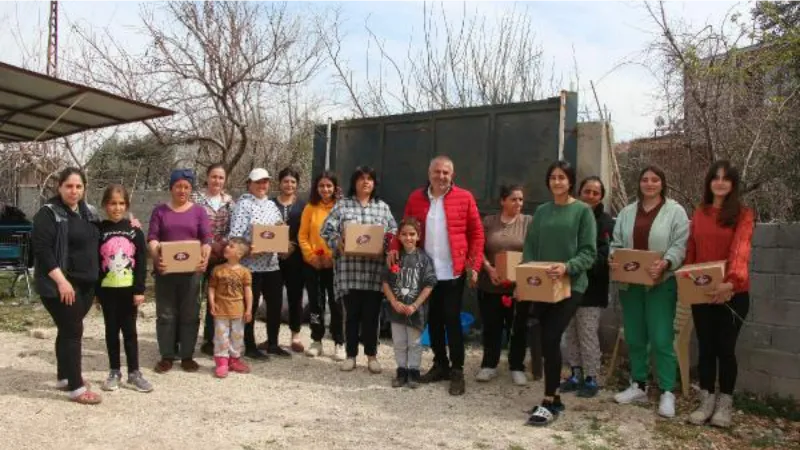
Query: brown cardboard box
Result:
<box><xmin>344</xmin><ymin>223</ymin><xmax>385</xmax><ymax>257</ymax></box>
<box><xmin>160</xmin><ymin>240</ymin><xmax>201</xmax><ymax>274</ymax></box>
<box><xmin>252</xmin><ymin>224</ymin><xmax>290</xmax><ymax>254</ymax></box>
<box><xmin>675</xmin><ymin>261</ymin><xmax>727</xmax><ymax>305</ymax></box>
<box><xmin>610</xmin><ymin>249</ymin><xmax>663</xmax><ymax>286</ymax></box>
<box><xmin>515</xmin><ymin>262</ymin><xmax>571</xmax><ymax>303</ymax></box>
<box><xmin>495</xmin><ymin>251</ymin><xmax>523</xmax><ymax>282</ymax></box>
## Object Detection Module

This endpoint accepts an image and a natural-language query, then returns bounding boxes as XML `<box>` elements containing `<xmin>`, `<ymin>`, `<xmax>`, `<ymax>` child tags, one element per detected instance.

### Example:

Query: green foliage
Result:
<box><xmin>86</xmin><ymin>135</ymin><xmax>175</xmax><ymax>190</ymax></box>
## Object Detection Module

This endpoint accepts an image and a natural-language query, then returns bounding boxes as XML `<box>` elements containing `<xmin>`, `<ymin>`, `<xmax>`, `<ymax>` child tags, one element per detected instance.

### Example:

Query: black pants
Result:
<box><xmin>531</xmin><ymin>293</ymin><xmax>581</xmax><ymax>397</ymax></box>
<box><xmin>98</xmin><ymin>287</ymin><xmax>139</xmax><ymax>372</ymax></box>
<box><xmin>155</xmin><ymin>273</ymin><xmax>202</xmax><ymax>359</ymax></box>
<box><xmin>279</xmin><ymin>252</ymin><xmax>305</xmax><ymax>333</ymax></box>
<box><xmin>478</xmin><ymin>291</ymin><xmax>530</xmax><ymax>371</ymax></box>
<box><xmin>343</xmin><ymin>290</ymin><xmax>383</xmax><ymax>358</ymax></box>
<box><xmin>246</xmin><ymin>270</ymin><xmax>283</xmax><ymax>350</ymax></box>
<box><xmin>41</xmin><ymin>281</ymin><xmax>95</xmax><ymax>391</ymax></box>
<box><xmin>692</xmin><ymin>292</ymin><xmax>750</xmax><ymax>395</ymax></box>
<box><xmin>305</xmin><ymin>264</ymin><xmax>343</xmax><ymax>344</ymax></box>
<box><xmin>428</xmin><ymin>276</ymin><xmax>466</xmax><ymax>371</ymax></box>
<box><xmin>202</xmin><ymin>262</ymin><xmax>221</xmax><ymax>345</ymax></box>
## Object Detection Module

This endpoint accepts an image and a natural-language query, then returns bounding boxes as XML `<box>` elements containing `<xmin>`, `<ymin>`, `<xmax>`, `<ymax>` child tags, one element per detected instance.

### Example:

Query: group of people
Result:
<box><xmin>30</xmin><ymin>155</ymin><xmax>753</xmax><ymax>430</ymax></box>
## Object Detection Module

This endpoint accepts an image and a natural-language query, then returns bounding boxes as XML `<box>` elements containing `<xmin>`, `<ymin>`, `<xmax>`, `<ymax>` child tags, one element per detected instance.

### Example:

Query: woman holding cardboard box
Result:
<box><xmin>476</xmin><ymin>184</ymin><xmax>533</xmax><ymax>386</ymax></box>
<box><xmin>271</xmin><ymin>167</ymin><xmax>308</xmax><ymax>354</ymax></box>
<box><xmin>560</xmin><ymin>176</ymin><xmax>615</xmax><ymax>398</ymax></box>
<box><xmin>148</xmin><ymin>169</ymin><xmax>212</xmax><ymax>374</ymax></box>
<box><xmin>228</xmin><ymin>168</ymin><xmax>288</xmax><ymax>359</ymax></box>
<box><xmin>520</xmin><ymin>161</ymin><xmax>597</xmax><ymax>427</ymax></box>
<box><xmin>320</xmin><ymin>166</ymin><xmax>397</xmax><ymax>374</ymax></box>
<box><xmin>299</xmin><ymin>171</ymin><xmax>345</xmax><ymax>361</ymax></box>
<box><xmin>610</xmin><ymin>165</ymin><xmax>689</xmax><ymax>418</ymax></box>
<box><xmin>685</xmin><ymin>161</ymin><xmax>753</xmax><ymax>428</ymax></box>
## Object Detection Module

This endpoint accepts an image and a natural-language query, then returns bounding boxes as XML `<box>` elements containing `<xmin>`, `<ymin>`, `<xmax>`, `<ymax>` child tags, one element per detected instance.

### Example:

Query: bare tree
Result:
<box><xmin>320</xmin><ymin>2</ymin><xmax>558</xmax><ymax>117</ymax></box>
<box><xmin>71</xmin><ymin>1</ymin><xmax>326</xmax><ymax>180</ymax></box>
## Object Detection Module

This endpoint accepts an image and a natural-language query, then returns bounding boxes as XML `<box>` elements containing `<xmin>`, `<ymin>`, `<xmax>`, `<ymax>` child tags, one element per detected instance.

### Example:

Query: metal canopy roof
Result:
<box><xmin>0</xmin><ymin>61</ymin><xmax>174</xmax><ymax>143</ymax></box>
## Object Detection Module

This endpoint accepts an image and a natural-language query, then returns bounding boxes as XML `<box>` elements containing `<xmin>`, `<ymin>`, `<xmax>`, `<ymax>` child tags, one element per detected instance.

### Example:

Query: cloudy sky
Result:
<box><xmin>0</xmin><ymin>1</ymin><xmax>749</xmax><ymax>141</ymax></box>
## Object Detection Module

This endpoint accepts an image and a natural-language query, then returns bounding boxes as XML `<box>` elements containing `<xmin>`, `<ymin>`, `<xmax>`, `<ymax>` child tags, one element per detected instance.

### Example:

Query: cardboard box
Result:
<box><xmin>515</xmin><ymin>262</ymin><xmax>571</xmax><ymax>303</ymax></box>
<box><xmin>610</xmin><ymin>249</ymin><xmax>663</xmax><ymax>286</ymax></box>
<box><xmin>675</xmin><ymin>261</ymin><xmax>727</xmax><ymax>305</ymax></box>
<box><xmin>252</xmin><ymin>224</ymin><xmax>290</xmax><ymax>254</ymax></box>
<box><xmin>160</xmin><ymin>240</ymin><xmax>201</xmax><ymax>274</ymax></box>
<box><xmin>495</xmin><ymin>251</ymin><xmax>523</xmax><ymax>282</ymax></box>
<box><xmin>344</xmin><ymin>223</ymin><xmax>385</xmax><ymax>257</ymax></box>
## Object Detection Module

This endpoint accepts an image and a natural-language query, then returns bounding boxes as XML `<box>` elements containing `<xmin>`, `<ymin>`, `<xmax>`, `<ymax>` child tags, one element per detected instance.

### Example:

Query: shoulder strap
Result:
<box><xmin>44</xmin><ymin>203</ymin><xmax>67</xmax><ymax>223</ymax></box>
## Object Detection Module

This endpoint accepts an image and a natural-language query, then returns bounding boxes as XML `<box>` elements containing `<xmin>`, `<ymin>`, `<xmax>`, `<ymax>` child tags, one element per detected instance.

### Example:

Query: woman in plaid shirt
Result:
<box><xmin>321</xmin><ymin>166</ymin><xmax>397</xmax><ymax>374</ymax></box>
<box><xmin>192</xmin><ymin>164</ymin><xmax>236</xmax><ymax>356</ymax></box>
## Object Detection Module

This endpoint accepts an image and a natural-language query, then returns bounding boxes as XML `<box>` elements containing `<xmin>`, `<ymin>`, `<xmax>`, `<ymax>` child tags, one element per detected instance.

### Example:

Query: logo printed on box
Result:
<box><xmin>259</xmin><ymin>230</ymin><xmax>275</xmax><ymax>239</ymax></box>
<box><xmin>526</xmin><ymin>276</ymin><xmax>542</xmax><ymax>286</ymax></box>
<box><xmin>623</xmin><ymin>262</ymin><xmax>640</xmax><ymax>272</ymax></box>
<box><xmin>174</xmin><ymin>252</ymin><xmax>190</xmax><ymax>261</ymax></box>
<box><xmin>356</xmin><ymin>234</ymin><xmax>371</xmax><ymax>245</ymax></box>
<box><xmin>694</xmin><ymin>274</ymin><xmax>712</xmax><ymax>286</ymax></box>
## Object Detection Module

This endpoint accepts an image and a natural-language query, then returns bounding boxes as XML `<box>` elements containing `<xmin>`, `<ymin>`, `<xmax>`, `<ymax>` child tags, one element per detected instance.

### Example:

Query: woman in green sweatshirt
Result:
<box><xmin>610</xmin><ymin>165</ymin><xmax>689</xmax><ymax>419</ymax></box>
<box><xmin>522</xmin><ymin>160</ymin><xmax>597</xmax><ymax>427</ymax></box>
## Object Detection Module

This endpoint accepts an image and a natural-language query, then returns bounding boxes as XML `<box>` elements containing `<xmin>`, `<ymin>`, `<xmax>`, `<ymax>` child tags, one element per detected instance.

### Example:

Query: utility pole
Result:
<box><xmin>47</xmin><ymin>1</ymin><xmax>58</xmax><ymax>77</ymax></box>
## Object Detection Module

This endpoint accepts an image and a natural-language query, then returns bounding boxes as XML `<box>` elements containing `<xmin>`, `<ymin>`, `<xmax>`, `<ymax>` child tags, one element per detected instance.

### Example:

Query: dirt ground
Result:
<box><xmin>0</xmin><ymin>301</ymin><xmax>669</xmax><ymax>450</ymax></box>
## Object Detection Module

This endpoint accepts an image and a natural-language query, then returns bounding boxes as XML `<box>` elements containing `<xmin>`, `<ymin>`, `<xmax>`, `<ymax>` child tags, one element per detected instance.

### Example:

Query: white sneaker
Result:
<box><xmin>614</xmin><ymin>383</ymin><xmax>648</xmax><ymax>404</ymax></box>
<box><xmin>688</xmin><ymin>390</ymin><xmax>716</xmax><ymax>425</ymax></box>
<box><xmin>710</xmin><ymin>393</ymin><xmax>733</xmax><ymax>428</ymax></box>
<box><xmin>510</xmin><ymin>370</ymin><xmax>528</xmax><ymax>386</ymax></box>
<box><xmin>305</xmin><ymin>341</ymin><xmax>323</xmax><ymax>357</ymax></box>
<box><xmin>475</xmin><ymin>367</ymin><xmax>498</xmax><ymax>382</ymax></box>
<box><xmin>367</xmin><ymin>358</ymin><xmax>382</xmax><ymax>374</ymax></box>
<box><xmin>340</xmin><ymin>358</ymin><xmax>356</xmax><ymax>372</ymax></box>
<box><xmin>333</xmin><ymin>344</ymin><xmax>346</xmax><ymax>362</ymax></box>
<box><xmin>659</xmin><ymin>391</ymin><xmax>676</xmax><ymax>418</ymax></box>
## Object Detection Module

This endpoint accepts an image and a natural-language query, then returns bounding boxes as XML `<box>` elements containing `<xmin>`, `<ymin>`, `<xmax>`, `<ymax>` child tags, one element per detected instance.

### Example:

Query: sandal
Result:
<box><xmin>154</xmin><ymin>359</ymin><xmax>174</xmax><ymax>374</ymax></box>
<box><xmin>525</xmin><ymin>405</ymin><xmax>558</xmax><ymax>427</ymax></box>
<box><xmin>71</xmin><ymin>390</ymin><xmax>102</xmax><ymax>405</ymax></box>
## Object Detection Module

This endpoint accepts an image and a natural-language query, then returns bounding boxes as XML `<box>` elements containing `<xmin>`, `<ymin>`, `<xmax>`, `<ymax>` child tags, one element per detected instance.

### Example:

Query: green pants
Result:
<box><xmin>619</xmin><ymin>277</ymin><xmax>677</xmax><ymax>391</ymax></box>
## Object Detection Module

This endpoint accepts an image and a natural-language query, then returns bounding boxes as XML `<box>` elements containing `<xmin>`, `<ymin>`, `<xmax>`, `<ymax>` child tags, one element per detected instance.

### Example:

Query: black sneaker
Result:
<box><xmin>560</xmin><ymin>375</ymin><xmax>583</xmax><ymax>393</ymax></box>
<box><xmin>419</xmin><ymin>364</ymin><xmax>450</xmax><ymax>384</ymax></box>
<box><xmin>407</xmin><ymin>369</ymin><xmax>421</xmax><ymax>389</ymax></box>
<box><xmin>448</xmin><ymin>368</ymin><xmax>466</xmax><ymax>396</ymax></box>
<box><xmin>245</xmin><ymin>348</ymin><xmax>270</xmax><ymax>361</ymax></box>
<box><xmin>200</xmin><ymin>341</ymin><xmax>213</xmax><ymax>356</ymax></box>
<box><xmin>267</xmin><ymin>345</ymin><xmax>291</xmax><ymax>358</ymax></box>
<box><xmin>392</xmin><ymin>368</ymin><xmax>408</xmax><ymax>388</ymax></box>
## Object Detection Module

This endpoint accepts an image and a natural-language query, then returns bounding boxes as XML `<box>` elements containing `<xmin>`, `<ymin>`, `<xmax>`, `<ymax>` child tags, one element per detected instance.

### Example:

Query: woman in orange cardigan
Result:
<box><xmin>298</xmin><ymin>171</ymin><xmax>345</xmax><ymax>361</ymax></box>
<box><xmin>686</xmin><ymin>160</ymin><xmax>754</xmax><ymax>429</ymax></box>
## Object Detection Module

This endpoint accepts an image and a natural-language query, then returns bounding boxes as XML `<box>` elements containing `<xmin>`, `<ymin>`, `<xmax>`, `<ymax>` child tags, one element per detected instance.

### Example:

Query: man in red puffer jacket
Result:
<box><xmin>388</xmin><ymin>155</ymin><xmax>484</xmax><ymax>396</ymax></box>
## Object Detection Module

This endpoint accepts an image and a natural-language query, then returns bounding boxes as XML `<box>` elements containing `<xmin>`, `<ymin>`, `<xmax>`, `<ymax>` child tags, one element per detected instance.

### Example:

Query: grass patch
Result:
<box><xmin>508</xmin><ymin>445</ymin><xmax>526</xmax><ymax>450</ymax></box>
<box><xmin>734</xmin><ymin>392</ymin><xmax>800</xmax><ymax>422</ymax></box>
<box><xmin>0</xmin><ymin>302</ymin><xmax>51</xmax><ymax>332</ymax></box>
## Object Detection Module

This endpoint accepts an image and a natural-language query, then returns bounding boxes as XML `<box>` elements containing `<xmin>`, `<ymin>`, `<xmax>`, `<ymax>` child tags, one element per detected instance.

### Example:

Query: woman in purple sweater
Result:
<box><xmin>147</xmin><ymin>169</ymin><xmax>212</xmax><ymax>374</ymax></box>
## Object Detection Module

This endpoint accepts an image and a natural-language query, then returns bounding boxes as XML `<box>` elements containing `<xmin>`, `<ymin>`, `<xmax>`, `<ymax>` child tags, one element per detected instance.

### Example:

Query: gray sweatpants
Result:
<box><xmin>564</xmin><ymin>306</ymin><xmax>603</xmax><ymax>377</ymax></box>
<box><xmin>391</xmin><ymin>322</ymin><xmax>423</xmax><ymax>370</ymax></box>
<box><xmin>155</xmin><ymin>272</ymin><xmax>202</xmax><ymax>360</ymax></box>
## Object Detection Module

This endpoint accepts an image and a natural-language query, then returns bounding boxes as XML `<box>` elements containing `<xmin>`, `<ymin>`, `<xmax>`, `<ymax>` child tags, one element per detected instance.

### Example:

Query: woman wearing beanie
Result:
<box><xmin>148</xmin><ymin>168</ymin><xmax>212</xmax><ymax>374</ymax></box>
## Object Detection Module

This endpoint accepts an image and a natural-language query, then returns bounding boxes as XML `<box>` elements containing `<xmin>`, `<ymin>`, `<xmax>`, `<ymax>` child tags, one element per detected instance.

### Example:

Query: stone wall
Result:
<box><xmin>599</xmin><ymin>223</ymin><xmax>800</xmax><ymax>400</ymax></box>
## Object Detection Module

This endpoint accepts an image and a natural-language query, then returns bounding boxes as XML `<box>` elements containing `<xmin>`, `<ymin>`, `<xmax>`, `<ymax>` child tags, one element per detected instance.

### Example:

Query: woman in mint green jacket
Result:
<box><xmin>610</xmin><ymin>165</ymin><xmax>689</xmax><ymax>419</ymax></box>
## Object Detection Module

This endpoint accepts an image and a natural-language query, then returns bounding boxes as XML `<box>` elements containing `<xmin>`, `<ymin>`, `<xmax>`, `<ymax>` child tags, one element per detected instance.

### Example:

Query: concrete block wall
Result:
<box><xmin>599</xmin><ymin>223</ymin><xmax>800</xmax><ymax>400</ymax></box>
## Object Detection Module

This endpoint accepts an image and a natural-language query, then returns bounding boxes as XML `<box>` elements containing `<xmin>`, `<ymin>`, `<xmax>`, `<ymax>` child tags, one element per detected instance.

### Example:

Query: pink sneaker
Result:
<box><xmin>229</xmin><ymin>357</ymin><xmax>250</xmax><ymax>374</ymax></box>
<box><xmin>214</xmin><ymin>357</ymin><xmax>229</xmax><ymax>378</ymax></box>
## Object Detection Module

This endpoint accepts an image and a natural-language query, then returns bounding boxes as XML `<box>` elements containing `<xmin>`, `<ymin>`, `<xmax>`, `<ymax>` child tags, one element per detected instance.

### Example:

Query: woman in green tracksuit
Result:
<box><xmin>610</xmin><ymin>165</ymin><xmax>689</xmax><ymax>419</ymax></box>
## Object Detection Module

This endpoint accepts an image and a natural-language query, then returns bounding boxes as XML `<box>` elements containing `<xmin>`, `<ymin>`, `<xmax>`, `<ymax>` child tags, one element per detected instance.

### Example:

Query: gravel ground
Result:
<box><xmin>0</xmin><ymin>303</ymin><xmax>659</xmax><ymax>450</ymax></box>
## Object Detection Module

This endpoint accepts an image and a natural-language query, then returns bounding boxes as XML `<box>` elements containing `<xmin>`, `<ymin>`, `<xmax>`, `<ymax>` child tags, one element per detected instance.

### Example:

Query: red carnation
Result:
<box><xmin>314</xmin><ymin>249</ymin><xmax>325</xmax><ymax>256</ymax></box>
<box><xmin>501</xmin><ymin>295</ymin><xmax>513</xmax><ymax>308</ymax></box>
<box><xmin>390</xmin><ymin>264</ymin><xmax>401</xmax><ymax>274</ymax></box>
<box><xmin>501</xmin><ymin>280</ymin><xmax>513</xmax><ymax>289</ymax></box>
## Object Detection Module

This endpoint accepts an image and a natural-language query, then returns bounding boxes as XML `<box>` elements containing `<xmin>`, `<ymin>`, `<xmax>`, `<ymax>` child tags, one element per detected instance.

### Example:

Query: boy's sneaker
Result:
<box><xmin>229</xmin><ymin>357</ymin><xmax>251</xmax><ymax>374</ymax></box>
<box><xmin>333</xmin><ymin>344</ymin><xmax>346</xmax><ymax>362</ymax></box>
<box><xmin>101</xmin><ymin>370</ymin><xmax>122</xmax><ymax>392</ymax></box>
<box><xmin>659</xmin><ymin>392</ymin><xmax>676</xmax><ymax>418</ymax></box>
<box><xmin>392</xmin><ymin>368</ymin><xmax>408</xmax><ymax>388</ymax></box>
<box><xmin>577</xmin><ymin>377</ymin><xmax>599</xmax><ymax>398</ymax></box>
<box><xmin>305</xmin><ymin>341</ymin><xmax>323</xmax><ymax>357</ymax></box>
<box><xmin>407</xmin><ymin>369</ymin><xmax>421</xmax><ymax>389</ymax></box>
<box><xmin>475</xmin><ymin>367</ymin><xmax>497</xmax><ymax>382</ymax></box>
<box><xmin>614</xmin><ymin>382</ymin><xmax>648</xmax><ymax>404</ymax></box>
<box><xmin>560</xmin><ymin>375</ymin><xmax>583</xmax><ymax>393</ymax></box>
<box><xmin>511</xmin><ymin>371</ymin><xmax>528</xmax><ymax>386</ymax></box>
<box><xmin>127</xmin><ymin>371</ymin><xmax>154</xmax><ymax>393</ymax></box>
